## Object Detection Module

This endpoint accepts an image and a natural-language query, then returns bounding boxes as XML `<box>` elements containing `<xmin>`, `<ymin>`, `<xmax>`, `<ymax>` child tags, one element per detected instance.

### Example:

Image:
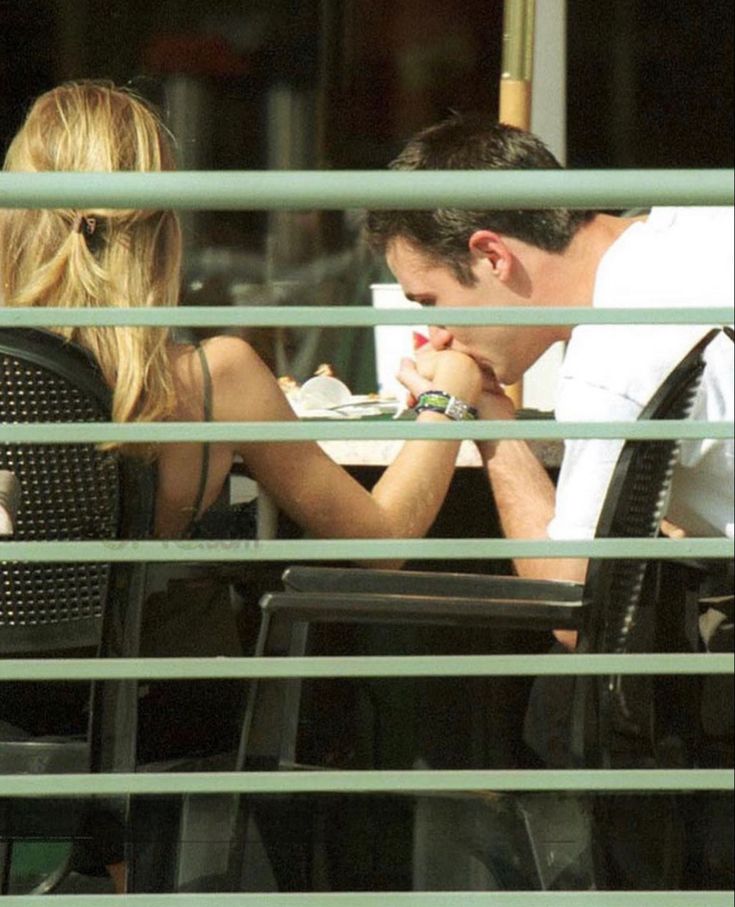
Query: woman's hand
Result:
<box><xmin>399</xmin><ymin>347</ymin><xmax>516</xmax><ymax>421</ymax></box>
<box><xmin>396</xmin><ymin>348</ymin><xmax>482</xmax><ymax>408</ymax></box>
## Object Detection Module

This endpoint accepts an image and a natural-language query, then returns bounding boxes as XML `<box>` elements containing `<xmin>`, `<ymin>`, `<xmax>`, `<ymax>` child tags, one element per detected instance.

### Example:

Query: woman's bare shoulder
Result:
<box><xmin>167</xmin><ymin>335</ymin><xmax>287</xmax><ymax>421</ymax></box>
<box><xmin>207</xmin><ymin>335</ymin><xmax>295</xmax><ymax>420</ymax></box>
<box><xmin>199</xmin><ymin>336</ymin><xmax>279</xmax><ymax>400</ymax></box>
<box><xmin>201</xmin><ymin>334</ymin><xmax>262</xmax><ymax>370</ymax></box>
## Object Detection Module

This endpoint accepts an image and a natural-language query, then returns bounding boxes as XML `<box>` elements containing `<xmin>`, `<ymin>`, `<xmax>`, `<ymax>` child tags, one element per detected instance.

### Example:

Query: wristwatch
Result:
<box><xmin>414</xmin><ymin>390</ymin><xmax>478</xmax><ymax>421</ymax></box>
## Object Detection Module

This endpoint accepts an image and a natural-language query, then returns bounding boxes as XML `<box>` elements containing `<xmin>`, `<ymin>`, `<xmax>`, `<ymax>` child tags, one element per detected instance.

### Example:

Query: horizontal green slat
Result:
<box><xmin>1</xmin><ymin>420</ymin><xmax>731</xmax><ymax>444</ymax></box>
<box><xmin>0</xmin><ymin>169</ymin><xmax>731</xmax><ymax>209</ymax></box>
<box><xmin>1</xmin><ymin>537</ymin><xmax>731</xmax><ymax>563</ymax></box>
<box><xmin>0</xmin><ymin>769</ymin><xmax>731</xmax><ymax>797</ymax></box>
<box><xmin>0</xmin><ymin>894</ymin><xmax>733</xmax><ymax>907</ymax></box>
<box><xmin>1</xmin><ymin>894</ymin><xmax>733</xmax><ymax>907</ymax></box>
<box><xmin>0</xmin><ymin>305</ymin><xmax>732</xmax><ymax>328</ymax></box>
<box><xmin>0</xmin><ymin>653</ymin><xmax>730</xmax><ymax>682</ymax></box>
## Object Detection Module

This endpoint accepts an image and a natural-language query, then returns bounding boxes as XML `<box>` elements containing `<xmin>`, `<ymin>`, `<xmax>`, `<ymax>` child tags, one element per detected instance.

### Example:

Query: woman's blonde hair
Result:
<box><xmin>0</xmin><ymin>80</ymin><xmax>182</xmax><ymax>454</ymax></box>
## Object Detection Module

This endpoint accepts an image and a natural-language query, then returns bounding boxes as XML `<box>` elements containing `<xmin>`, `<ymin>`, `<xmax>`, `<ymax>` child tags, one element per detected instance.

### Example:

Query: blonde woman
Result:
<box><xmin>0</xmin><ymin>80</ymin><xmax>484</xmax><ymax>894</ymax></box>
<box><xmin>1</xmin><ymin>80</ymin><xmax>482</xmax><ymax>544</ymax></box>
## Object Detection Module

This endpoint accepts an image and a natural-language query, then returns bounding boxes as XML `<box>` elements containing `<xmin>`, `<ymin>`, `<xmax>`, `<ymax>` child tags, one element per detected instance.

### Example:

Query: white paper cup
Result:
<box><xmin>371</xmin><ymin>283</ymin><xmax>429</xmax><ymax>399</ymax></box>
<box><xmin>298</xmin><ymin>375</ymin><xmax>352</xmax><ymax>410</ymax></box>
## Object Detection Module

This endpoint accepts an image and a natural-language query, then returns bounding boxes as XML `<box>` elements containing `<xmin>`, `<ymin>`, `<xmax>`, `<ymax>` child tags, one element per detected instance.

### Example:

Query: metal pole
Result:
<box><xmin>530</xmin><ymin>0</ymin><xmax>566</xmax><ymax>165</ymax></box>
<box><xmin>499</xmin><ymin>0</ymin><xmax>536</xmax><ymax>406</ymax></box>
<box><xmin>500</xmin><ymin>0</ymin><xmax>536</xmax><ymax>127</ymax></box>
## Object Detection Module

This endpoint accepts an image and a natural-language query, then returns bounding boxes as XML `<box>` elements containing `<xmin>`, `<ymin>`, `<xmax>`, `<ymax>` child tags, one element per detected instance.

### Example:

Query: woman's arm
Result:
<box><xmin>205</xmin><ymin>336</ymin><xmax>482</xmax><ymax>544</ymax></box>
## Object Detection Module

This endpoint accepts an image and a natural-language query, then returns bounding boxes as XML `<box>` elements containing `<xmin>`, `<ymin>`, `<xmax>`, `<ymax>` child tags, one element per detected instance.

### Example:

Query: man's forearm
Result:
<box><xmin>478</xmin><ymin>439</ymin><xmax>587</xmax><ymax>584</ymax></box>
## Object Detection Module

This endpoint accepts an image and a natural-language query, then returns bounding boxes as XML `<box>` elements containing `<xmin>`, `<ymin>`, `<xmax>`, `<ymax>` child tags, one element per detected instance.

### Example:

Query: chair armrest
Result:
<box><xmin>259</xmin><ymin>590</ymin><xmax>583</xmax><ymax>631</ymax></box>
<box><xmin>282</xmin><ymin>565</ymin><xmax>583</xmax><ymax>603</ymax></box>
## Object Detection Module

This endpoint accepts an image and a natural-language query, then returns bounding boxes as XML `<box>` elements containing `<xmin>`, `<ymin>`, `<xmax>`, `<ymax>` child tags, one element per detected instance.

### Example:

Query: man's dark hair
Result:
<box><xmin>364</xmin><ymin>113</ymin><xmax>595</xmax><ymax>285</ymax></box>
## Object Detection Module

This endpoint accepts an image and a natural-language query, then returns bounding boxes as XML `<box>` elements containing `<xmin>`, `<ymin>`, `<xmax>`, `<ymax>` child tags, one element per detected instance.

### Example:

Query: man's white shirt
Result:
<box><xmin>548</xmin><ymin>207</ymin><xmax>734</xmax><ymax>542</ymax></box>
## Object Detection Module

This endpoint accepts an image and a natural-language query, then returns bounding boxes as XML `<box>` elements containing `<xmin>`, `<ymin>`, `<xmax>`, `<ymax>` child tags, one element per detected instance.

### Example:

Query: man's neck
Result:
<box><xmin>538</xmin><ymin>213</ymin><xmax>645</xmax><ymax>311</ymax></box>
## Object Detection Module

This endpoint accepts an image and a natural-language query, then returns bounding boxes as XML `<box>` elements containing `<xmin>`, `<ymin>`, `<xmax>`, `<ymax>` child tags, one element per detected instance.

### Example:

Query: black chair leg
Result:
<box><xmin>1</xmin><ymin>839</ymin><xmax>13</xmax><ymax>894</ymax></box>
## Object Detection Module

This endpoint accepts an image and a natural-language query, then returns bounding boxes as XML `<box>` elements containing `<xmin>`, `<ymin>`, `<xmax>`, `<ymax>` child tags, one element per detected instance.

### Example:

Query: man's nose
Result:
<box><xmin>429</xmin><ymin>325</ymin><xmax>453</xmax><ymax>350</ymax></box>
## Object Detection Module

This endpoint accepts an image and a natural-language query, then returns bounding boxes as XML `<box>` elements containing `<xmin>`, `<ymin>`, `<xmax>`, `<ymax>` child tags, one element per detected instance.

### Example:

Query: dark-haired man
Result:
<box><xmin>366</xmin><ymin>114</ymin><xmax>733</xmax><ymax>632</ymax></box>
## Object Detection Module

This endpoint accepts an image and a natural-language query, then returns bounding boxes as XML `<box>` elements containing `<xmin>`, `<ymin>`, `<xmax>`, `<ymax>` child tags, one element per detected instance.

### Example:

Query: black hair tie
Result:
<box><xmin>73</xmin><ymin>215</ymin><xmax>104</xmax><ymax>255</ymax></box>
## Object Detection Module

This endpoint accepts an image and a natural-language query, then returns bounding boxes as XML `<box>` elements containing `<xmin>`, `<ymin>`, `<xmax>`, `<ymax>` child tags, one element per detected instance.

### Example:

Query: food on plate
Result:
<box><xmin>277</xmin><ymin>375</ymin><xmax>300</xmax><ymax>397</ymax></box>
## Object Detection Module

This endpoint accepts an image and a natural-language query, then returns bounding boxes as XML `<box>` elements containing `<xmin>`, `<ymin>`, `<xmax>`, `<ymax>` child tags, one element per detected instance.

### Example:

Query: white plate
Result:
<box><xmin>329</xmin><ymin>397</ymin><xmax>403</xmax><ymax>418</ymax></box>
<box><xmin>296</xmin><ymin>395</ymin><xmax>404</xmax><ymax>419</ymax></box>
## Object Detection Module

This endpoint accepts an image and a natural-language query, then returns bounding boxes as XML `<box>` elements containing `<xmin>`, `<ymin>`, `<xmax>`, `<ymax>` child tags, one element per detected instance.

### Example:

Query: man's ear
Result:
<box><xmin>468</xmin><ymin>230</ymin><xmax>512</xmax><ymax>279</ymax></box>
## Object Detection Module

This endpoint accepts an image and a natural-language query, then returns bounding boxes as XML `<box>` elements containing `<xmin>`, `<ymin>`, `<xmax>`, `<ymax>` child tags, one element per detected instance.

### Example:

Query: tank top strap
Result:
<box><xmin>188</xmin><ymin>344</ymin><xmax>213</xmax><ymax>527</ymax></box>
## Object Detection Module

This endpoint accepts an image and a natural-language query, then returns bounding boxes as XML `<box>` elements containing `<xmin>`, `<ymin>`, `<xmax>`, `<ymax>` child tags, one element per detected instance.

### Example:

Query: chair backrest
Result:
<box><xmin>581</xmin><ymin>328</ymin><xmax>721</xmax><ymax>655</ymax></box>
<box><xmin>573</xmin><ymin>328</ymin><xmax>723</xmax><ymax>768</ymax></box>
<box><xmin>0</xmin><ymin>327</ymin><xmax>154</xmax><ymax>656</ymax></box>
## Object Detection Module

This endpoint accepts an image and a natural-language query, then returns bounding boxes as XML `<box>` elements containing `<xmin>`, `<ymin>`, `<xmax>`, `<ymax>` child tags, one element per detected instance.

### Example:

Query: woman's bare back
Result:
<box><xmin>153</xmin><ymin>340</ymin><xmax>237</xmax><ymax>538</ymax></box>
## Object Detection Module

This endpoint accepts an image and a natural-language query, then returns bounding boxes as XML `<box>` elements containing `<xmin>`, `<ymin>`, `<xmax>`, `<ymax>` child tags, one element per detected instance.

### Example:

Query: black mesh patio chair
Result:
<box><xmin>229</xmin><ymin>328</ymin><xmax>729</xmax><ymax>892</ymax></box>
<box><xmin>0</xmin><ymin>327</ymin><xmax>154</xmax><ymax>894</ymax></box>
